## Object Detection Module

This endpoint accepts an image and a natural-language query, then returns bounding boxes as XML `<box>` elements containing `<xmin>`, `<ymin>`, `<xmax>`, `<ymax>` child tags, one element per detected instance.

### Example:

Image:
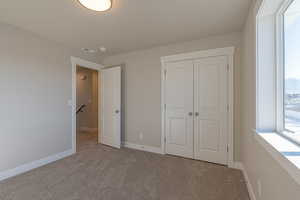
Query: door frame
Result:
<box><xmin>71</xmin><ymin>57</ymin><xmax>104</xmax><ymax>153</ymax></box>
<box><xmin>160</xmin><ymin>47</ymin><xmax>235</xmax><ymax>167</ymax></box>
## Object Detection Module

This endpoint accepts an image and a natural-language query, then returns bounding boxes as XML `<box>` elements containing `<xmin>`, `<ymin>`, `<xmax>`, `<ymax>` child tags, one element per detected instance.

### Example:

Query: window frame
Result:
<box><xmin>255</xmin><ymin>0</ymin><xmax>300</xmax><ymax>185</ymax></box>
<box><xmin>276</xmin><ymin>0</ymin><xmax>300</xmax><ymax>146</ymax></box>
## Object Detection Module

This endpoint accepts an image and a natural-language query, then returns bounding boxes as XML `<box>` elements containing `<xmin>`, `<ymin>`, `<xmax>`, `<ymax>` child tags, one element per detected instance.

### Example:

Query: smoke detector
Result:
<box><xmin>81</xmin><ymin>48</ymin><xmax>97</xmax><ymax>53</ymax></box>
<box><xmin>99</xmin><ymin>46</ymin><xmax>107</xmax><ymax>53</ymax></box>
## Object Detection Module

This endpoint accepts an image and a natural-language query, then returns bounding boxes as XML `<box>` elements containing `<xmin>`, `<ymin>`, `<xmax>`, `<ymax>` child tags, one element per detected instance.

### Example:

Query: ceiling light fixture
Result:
<box><xmin>78</xmin><ymin>0</ymin><xmax>112</xmax><ymax>12</ymax></box>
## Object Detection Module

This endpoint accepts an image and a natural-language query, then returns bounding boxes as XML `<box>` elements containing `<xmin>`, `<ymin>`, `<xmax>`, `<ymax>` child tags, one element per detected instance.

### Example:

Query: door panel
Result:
<box><xmin>100</xmin><ymin>66</ymin><xmax>121</xmax><ymax>148</ymax></box>
<box><xmin>194</xmin><ymin>56</ymin><xmax>228</xmax><ymax>165</ymax></box>
<box><xmin>200</xmin><ymin>120</ymin><xmax>220</xmax><ymax>151</ymax></box>
<box><xmin>165</xmin><ymin>60</ymin><xmax>194</xmax><ymax>158</ymax></box>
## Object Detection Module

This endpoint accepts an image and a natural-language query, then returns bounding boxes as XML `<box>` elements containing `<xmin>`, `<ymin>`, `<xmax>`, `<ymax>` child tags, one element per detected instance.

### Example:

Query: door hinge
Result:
<box><xmin>164</xmin><ymin>137</ymin><xmax>166</xmax><ymax>143</ymax></box>
<box><xmin>227</xmin><ymin>105</ymin><xmax>229</xmax><ymax>112</ymax></box>
<box><xmin>164</xmin><ymin>104</ymin><xmax>167</xmax><ymax>110</ymax></box>
<box><xmin>227</xmin><ymin>64</ymin><xmax>229</xmax><ymax>71</ymax></box>
<box><xmin>227</xmin><ymin>146</ymin><xmax>229</xmax><ymax>153</ymax></box>
<box><xmin>164</xmin><ymin>69</ymin><xmax>167</xmax><ymax>79</ymax></box>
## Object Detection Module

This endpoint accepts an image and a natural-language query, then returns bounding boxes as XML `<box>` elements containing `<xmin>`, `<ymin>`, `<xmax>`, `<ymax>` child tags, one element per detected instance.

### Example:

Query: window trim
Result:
<box><xmin>276</xmin><ymin>0</ymin><xmax>300</xmax><ymax>145</ymax></box>
<box><xmin>275</xmin><ymin>0</ymin><xmax>287</xmax><ymax>133</ymax></box>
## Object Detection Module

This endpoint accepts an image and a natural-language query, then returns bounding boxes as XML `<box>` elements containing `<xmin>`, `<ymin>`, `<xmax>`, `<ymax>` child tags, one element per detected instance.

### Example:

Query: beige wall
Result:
<box><xmin>103</xmin><ymin>32</ymin><xmax>242</xmax><ymax>160</ymax></box>
<box><xmin>0</xmin><ymin>22</ymin><xmax>100</xmax><ymax>172</ymax></box>
<box><xmin>241</xmin><ymin>1</ymin><xmax>300</xmax><ymax>199</ymax></box>
<box><xmin>76</xmin><ymin>66</ymin><xmax>98</xmax><ymax>130</ymax></box>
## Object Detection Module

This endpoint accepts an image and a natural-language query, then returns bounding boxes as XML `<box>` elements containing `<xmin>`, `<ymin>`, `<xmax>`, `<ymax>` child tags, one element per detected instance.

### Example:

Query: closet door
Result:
<box><xmin>165</xmin><ymin>60</ymin><xmax>194</xmax><ymax>158</ymax></box>
<box><xmin>193</xmin><ymin>56</ymin><xmax>228</xmax><ymax>165</ymax></box>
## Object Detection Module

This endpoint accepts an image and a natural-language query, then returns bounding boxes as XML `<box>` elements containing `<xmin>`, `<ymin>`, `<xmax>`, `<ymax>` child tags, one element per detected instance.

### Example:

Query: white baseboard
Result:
<box><xmin>233</xmin><ymin>162</ymin><xmax>256</xmax><ymax>200</ymax></box>
<box><xmin>79</xmin><ymin>127</ymin><xmax>98</xmax><ymax>132</ymax></box>
<box><xmin>0</xmin><ymin>149</ymin><xmax>75</xmax><ymax>182</ymax></box>
<box><xmin>122</xmin><ymin>142</ymin><xmax>163</xmax><ymax>155</ymax></box>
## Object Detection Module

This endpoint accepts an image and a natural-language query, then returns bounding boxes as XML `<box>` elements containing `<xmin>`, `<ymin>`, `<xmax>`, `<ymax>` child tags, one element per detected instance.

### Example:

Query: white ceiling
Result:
<box><xmin>0</xmin><ymin>0</ymin><xmax>251</xmax><ymax>56</ymax></box>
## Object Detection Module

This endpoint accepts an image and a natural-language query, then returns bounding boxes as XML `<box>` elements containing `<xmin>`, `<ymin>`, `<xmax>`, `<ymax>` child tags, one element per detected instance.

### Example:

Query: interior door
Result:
<box><xmin>100</xmin><ymin>66</ymin><xmax>121</xmax><ymax>148</ymax></box>
<box><xmin>165</xmin><ymin>60</ymin><xmax>194</xmax><ymax>158</ymax></box>
<box><xmin>193</xmin><ymin>56</ymin><xmax>228</xmax><ymax>165</ymax></box>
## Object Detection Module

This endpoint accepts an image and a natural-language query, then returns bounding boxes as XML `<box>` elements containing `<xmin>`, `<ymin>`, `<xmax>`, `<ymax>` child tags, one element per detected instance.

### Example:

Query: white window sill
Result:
<box><xmin>253</xmin><ymin>130</ymin><xmax>300</xmax><ymax>185</ymax></box>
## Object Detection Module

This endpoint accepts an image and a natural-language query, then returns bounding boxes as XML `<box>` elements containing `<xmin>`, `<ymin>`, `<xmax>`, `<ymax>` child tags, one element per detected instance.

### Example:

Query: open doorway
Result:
<box><xmin>71</xmin><ymin>57</ymin><xmax>122</xmax><ymax>154</ymax></box>
<box><xmin>76</xmin><ymin>66</ymin><xmax>99</xmax><ymax>151</ymax></box>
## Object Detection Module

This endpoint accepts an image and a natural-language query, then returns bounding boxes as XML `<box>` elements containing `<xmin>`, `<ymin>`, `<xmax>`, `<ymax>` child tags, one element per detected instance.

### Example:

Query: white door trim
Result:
<box><xmin>71</xmin><ymin>57</ymin><xmax>104</xmax><ymax>153</ymax></box>
<box><xmin>160</xmin><ymin>47</ymin><xmax>235</xmax><ymax>167</ymax></box>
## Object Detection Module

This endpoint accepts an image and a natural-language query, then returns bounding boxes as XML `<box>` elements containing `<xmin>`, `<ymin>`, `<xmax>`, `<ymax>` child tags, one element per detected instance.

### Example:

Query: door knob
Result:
<box><xmin>188</xmin><ymin>112</ymin><xmax>193</xmax><ymax>116</ymax></box>
<box><xmin>115</xmin><ymin>110</ymin><xmax>120</xmax><ymax>114</ymax></box>
<box><xmin>195</xmin><ymin>112</ymin><xmax>199</xmax><ymax>117</ymax></box>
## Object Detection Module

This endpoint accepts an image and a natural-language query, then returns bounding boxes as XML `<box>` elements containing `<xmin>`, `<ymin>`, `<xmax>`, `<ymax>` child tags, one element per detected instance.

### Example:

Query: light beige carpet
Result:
<box><xmin>0</xmin><ymin>132</ymin><xmax>249</xmax><ymax>200</ymax></box>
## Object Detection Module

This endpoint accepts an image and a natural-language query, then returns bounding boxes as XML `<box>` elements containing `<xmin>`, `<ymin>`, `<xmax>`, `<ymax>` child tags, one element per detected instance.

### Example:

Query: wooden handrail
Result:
<box><xmin>76</xmin><ymin>104</ymin><xmax>86</xmax><ymax>114</ymax></box>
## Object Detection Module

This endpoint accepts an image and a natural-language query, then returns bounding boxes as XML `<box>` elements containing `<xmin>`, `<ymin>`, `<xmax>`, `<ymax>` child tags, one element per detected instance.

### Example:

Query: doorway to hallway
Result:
<box><xmin>71</xmin><ymin>57</ymin><xmax>122</xmax><ymax>153</ymax></box>
<box><xmin>76</xmin><ymin>66</ymin><xmax>99</xmax><ymax>151</ymax></box>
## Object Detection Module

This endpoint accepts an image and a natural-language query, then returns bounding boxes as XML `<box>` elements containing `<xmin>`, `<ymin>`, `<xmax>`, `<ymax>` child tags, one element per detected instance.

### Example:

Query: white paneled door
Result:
<box><xmin>164</xmin><ymin>56</ymin><xmax>229</xmax><ymax>165</ymax></box>
<box><xmin>165</xmin><ymin>60</ymin><xmax>194</xmax><ymax>158</ymax></box>
<box><xmin>194</xmin><ymin>56</ymin><xmax>228</xmax><ymax>165</ymax></box>
<box><xmin>100</xmin><ymin>66</ymin><xmax>121</xmax><ymax>148</ymax></box>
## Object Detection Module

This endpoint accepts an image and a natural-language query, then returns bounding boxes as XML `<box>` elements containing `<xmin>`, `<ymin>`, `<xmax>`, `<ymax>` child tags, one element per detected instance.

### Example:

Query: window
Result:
<box><xmin>256</xmin><ymin>0</ymin><xmax>300</xmax><ymax>180</ymax></box>
<box><xmin>282</xmin><ymin>0</ymin><xmax>300</xmax><ymax>145</ymax></box>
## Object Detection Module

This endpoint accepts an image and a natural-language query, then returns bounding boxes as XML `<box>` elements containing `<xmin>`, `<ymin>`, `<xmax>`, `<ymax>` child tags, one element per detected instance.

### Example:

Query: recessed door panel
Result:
<box><xmin>199</xmin><ymin>120</ymin><xmax>220</xmax><ymax>151</ymax></box>
<box><xmin>169</xmin><ymin>117</ymin><xmax>187</xmax><ymax>145</ymax></box>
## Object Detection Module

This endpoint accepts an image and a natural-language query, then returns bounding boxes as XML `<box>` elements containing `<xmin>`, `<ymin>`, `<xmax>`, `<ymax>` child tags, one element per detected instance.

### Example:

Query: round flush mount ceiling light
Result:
<box><xmin>78</xmin><ymin>0</ymin><xmax>112</xmax><ymax>12</ymax></box>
